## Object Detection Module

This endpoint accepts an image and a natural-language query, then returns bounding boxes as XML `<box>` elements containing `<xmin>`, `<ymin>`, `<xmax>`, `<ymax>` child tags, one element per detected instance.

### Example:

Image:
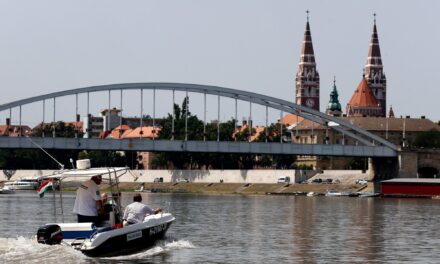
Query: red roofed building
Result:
<box><xmin>233</xmin><ymin>121</ymin><xmax>265</xmax><ymax>142</ymax></box>
<box><xmin>0</xmin><ymin>125</ymin><xmax>31</xmax><ymax>137</ymax></box>
<box><xmin>121</xmin><ymin>126</ymin><xmax>161</xmax><ymax>139</ymax></box>
<box><xmin>279</xmin><ymin>114</ymin><xmax>305</xmax><ymax>127</ymax></box>
<box><xmin>108</xmin><ymin>125</ymin><xmax>131</xmax><ymax>139</ymax></box>
<box><xmin>346</xmin><ymin>78</ymin><xmax>382</xmax><ymax>117</ymax></box>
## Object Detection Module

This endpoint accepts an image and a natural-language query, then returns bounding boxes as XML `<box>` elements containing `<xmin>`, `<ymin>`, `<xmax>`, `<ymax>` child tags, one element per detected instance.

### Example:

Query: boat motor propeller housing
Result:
<box><xmin>37</xmin><ymin>224</ymin><xmax>63</xmax><ymax>245</ymax></box>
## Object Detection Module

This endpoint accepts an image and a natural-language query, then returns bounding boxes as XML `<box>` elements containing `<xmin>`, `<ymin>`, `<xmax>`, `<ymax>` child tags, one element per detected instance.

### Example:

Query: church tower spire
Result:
<box><xmin>364</xmin><ymin>14</ymin><xmax>387</xmax><ymax>116</ymax></box>
<box><xmin>326</xmin><ymin>77</ymin><xmax>342</xmax><ymax>116</ymax></box>
<box><xmin>295</xmin><ymin>10</ymin><xmax>320</xmax><ymax>111</ymax></box>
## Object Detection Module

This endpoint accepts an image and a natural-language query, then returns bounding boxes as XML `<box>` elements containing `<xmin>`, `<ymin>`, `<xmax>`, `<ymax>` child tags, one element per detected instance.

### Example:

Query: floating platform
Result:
<box><xmin>381</xmin><ymin>178</ymin><xmax>440</xmax><ymax>197</ymax></box>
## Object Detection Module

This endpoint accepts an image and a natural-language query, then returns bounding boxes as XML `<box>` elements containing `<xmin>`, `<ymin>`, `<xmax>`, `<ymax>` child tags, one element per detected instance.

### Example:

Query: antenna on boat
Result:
<box><xmin>69</xmin><ymin>158</ymin><xmax>75</xmax><ymax>169</ymax></box>
<box><xmin>25</xmin><ymin>136</ymin><xmax>65</xmax><ymax>170</ymax></box>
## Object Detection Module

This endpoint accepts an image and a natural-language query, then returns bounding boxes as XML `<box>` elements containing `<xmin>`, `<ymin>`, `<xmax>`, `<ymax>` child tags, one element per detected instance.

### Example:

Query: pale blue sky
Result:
<box><xmin>1</xmin><ymin>0</ymin><xmax>439</xmax><ymax>126</ymax></box>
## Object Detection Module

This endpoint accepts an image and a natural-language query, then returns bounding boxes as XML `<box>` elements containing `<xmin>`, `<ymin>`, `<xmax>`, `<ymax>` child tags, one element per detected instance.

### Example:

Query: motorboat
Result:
<box><xmin>0</xmin><ymin>185</ymin><xmax>15</xmax><ymax>194</ymax></box>
<box><xmin>4</xmin><ymin>177</ymin><xmax>41</xmax><ymax>190</ymax></box>
<box><xmin>39</xmin><ymin>212</ymin><xmax>175</xmax><ymax>257</ymax></box>
<box><xmin>36</xmin><ymin>160</ymin><xmax>175</xmax><ymax>257</ymax></box>
<box><xmin>325</xmin><ymin>190</ymin><xmax>344</xmax><ymax>197</ymax></box>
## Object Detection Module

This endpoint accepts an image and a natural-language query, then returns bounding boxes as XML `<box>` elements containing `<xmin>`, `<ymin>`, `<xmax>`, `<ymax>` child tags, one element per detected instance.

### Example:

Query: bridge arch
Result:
<box><xmin>0</xmin><ymin>83</ymin><xmax>397</xmax><ymax>156</ymax></box>
<box><xmin>417</xmin><ymin>166</ymin><xmax>439</xmax><ymax>178</ymax></box>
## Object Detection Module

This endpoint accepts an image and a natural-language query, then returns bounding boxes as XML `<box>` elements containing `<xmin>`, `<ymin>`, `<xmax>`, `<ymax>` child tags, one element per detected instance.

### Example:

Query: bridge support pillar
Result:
<box><xmin>398</xmin><ymin>151</ymin><xmax>418</xmax><ymax>178</ymax></box>
<box><xmin>369</xmin><ymin>157</ymin><xmax>399</xmax><ymax>181</ymax></box>
<box><xmin>367</xmin><ymin>158</ymin><xmax>374</xmax><ymax>179</ymax></box>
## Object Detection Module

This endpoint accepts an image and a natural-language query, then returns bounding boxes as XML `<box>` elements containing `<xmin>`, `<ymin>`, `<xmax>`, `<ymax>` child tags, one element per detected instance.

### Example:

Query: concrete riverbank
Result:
<box><xmin>1</xmin><ymin>169</ymin><xmax>374</xmax><ymax>195</ymax></box>
<box><xmin>3</xmin><ymin>169</ymin><xmax>370</xmax><ymax>185</ymax></box>
<box><xmin>108</xmin><ymin>182</ymin><xmax>374</xmax><ymax>195</ymax></box>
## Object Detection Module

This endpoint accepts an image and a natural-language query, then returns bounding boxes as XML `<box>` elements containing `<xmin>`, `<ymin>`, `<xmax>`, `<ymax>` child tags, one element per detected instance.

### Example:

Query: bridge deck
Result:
<box><xmin>0</xmin><ymin>137</ymin><xmax>397</xmax><ymax>157</ymax></box>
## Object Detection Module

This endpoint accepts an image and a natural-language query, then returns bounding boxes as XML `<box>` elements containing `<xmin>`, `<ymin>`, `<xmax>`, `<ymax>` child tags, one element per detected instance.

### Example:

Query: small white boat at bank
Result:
<box><xmin>4</xmin><ymin>177</ymin><xmax>41</xmax><ymax>190</ymax></box>
<box><xmin>0</xmin><ymin>185</ymin><xmax>15</xmax><ymax>194</ymax></box>
<box><xmin>325</xmin><ymin>190</ymin><xmax>344</xmax><ymax>197</ymax></box>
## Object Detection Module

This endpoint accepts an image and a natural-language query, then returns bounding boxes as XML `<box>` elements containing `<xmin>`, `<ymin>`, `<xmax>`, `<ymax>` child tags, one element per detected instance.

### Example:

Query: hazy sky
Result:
<box><xmin>1</xmin><ymin>0</ymin><xmax>439</xmax><ymax>126</ymax></box>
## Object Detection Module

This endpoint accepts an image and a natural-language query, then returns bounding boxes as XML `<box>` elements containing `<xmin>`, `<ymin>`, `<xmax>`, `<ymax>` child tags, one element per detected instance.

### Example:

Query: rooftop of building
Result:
<box><xmin>279</xmin><ymin>114</ymin><xmax>305</xmax><ymax>126</ymax></box>
<box><xmin>0</xmin><ymin>125</ymin><xmax>32</xmax><ymax>137</ymax></box>
<box><xmin>119</xmin><ymin>126</ymin><xmax>161</xmax><ymax>139</ymax></box>
<box><xmin>347</xmin><ymin>78</ymin><xmax>380</xmax><ymax>108</ymax></box>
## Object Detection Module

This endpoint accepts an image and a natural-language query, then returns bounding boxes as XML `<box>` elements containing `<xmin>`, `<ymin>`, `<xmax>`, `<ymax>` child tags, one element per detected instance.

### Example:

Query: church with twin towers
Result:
<box><xmin>295</xmin><ymin>13</ymin><xmax>388</xmax><ymax>118</ymax></box>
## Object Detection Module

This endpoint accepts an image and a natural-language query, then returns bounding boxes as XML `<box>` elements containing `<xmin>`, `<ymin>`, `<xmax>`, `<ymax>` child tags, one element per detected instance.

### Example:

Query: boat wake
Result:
<box><xmin>103</xmin><ymin>239</ymin><xmax>195</xmax><ymax>260</ymax></box>
<box><xmin>0</xmin><ymin>236</ymin><xmax>85</xmax><ymax>263</ymax></box>
<box><xmin>0</xmin><ymin>236</ymin><xmax>194</xmax><ymax>263</ymax></box>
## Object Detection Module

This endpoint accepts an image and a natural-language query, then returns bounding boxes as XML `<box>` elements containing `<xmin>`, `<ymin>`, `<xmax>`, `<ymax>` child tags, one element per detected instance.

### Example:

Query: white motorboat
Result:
<box><xmin>0</xmin><ymin>185</ymin><xmax>15</xmax><ymax>194</ymax></box>
<box><xmin>325</xmin><ymin>190</ymin><xmax>344</xmax><ymax>197</ymax></box>
<box><xmin>36</xmin><ymin>160</ymin><xmax>175</xmax><ymax>257</ymax></box>
<box><xmin>4</xmin><ymin>177</ymin><xmax>41</xmax><ymax>190</ymax></box>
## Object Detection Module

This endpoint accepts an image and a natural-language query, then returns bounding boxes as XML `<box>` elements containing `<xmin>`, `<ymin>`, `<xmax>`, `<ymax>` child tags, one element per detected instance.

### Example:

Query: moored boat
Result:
<box><xmin>4</xmin><ymin>177</ymin><xmax>41</xmax><ymax>190</ymax></box>
<box><xmin>325</xmin><ymin>190</ymin><xmax>343</xmax><ymax>196</ymax></box>
<box><xmin>0</xmin><ymin>185</ymin><xmax>15</xmax><ymax>194</ymax></box>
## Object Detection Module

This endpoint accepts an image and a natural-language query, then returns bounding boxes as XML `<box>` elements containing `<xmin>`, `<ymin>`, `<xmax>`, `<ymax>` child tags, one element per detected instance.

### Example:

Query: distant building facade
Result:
<box><xmin>83</xmin><ymin>107</ymin><xmax>162</xmax><ymax>138</ymax></box>
<box><xmin>0</xmin><ymin>123</ymin><xmax>31</xmax><ymax>137</ymax></box>
<box><xmin>290</xmin><ymin>117</ymin><xmax>439</xmax><ymax>169</ymax></box>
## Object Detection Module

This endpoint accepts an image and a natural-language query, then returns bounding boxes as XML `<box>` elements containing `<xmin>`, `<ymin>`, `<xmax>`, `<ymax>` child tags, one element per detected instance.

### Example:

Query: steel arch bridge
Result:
<box><xmin>0</xmin><ymin>83</ymin><xmax>397</xmax><ymax>157</ymax></box>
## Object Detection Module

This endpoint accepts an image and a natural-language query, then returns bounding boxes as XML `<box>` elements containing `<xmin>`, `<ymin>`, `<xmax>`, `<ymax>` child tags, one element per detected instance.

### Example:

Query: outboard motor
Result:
<box><xmin>37</xmin><ymin>224</ymin><xmax>63</xmax><ymax>245</ymax></box>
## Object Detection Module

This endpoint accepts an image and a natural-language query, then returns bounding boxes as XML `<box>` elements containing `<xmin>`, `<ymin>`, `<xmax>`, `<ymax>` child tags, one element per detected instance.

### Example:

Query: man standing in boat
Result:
<box><xmin>73</xmin><ymin>175</ymin><xmax>103</xmax><ymax>225</ymax></box>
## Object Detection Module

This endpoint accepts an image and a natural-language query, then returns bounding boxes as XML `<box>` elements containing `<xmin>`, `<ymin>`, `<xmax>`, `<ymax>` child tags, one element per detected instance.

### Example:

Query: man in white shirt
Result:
<box><xmin>123</xmin><ymin>193</ymin><xmax>161</xmax><ymax>225</ymax></box>
<box><xmin>73</xmin><ymin>175</ymin><xmax>103</xmax><ymax>225</ymax></box>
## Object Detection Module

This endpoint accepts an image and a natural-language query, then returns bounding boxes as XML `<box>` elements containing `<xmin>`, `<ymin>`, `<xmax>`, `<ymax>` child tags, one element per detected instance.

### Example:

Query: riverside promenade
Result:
<box><xmin>2</xmin><ymin>169</ymin><xmax>373</xmax><ymax>195</ymax></box>
<box><xmin>3</xmin><ymin>169</ymin><xmax>370</xmax><ymax>184</ymax></box>
<box><xmin>114</xmin><ymin>181</ymin><xmax>373</xmax><ymax>196</ymax></box>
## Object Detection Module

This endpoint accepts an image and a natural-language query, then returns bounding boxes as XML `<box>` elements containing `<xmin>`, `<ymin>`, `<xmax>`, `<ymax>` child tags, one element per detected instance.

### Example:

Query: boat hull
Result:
<box><xmin>81</xmin><ymin>221</ymin><xmax>173</xmax><ymax>257</ymax></box>
<box><xmin>0</xmin><ymin>189</ymin><xmax>15</xmax><ymax>194</ymax></box>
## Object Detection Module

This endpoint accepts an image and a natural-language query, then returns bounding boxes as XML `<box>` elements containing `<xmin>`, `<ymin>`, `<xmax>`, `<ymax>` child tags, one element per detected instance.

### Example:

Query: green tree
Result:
<box><xmin>32</xmin><ymin>121</ymin><xmax>84</xmax><ymax>138</ymax></box>
<box><xmin>413</xmin><ymin>129</ymin><xmax>440</xmax><ymax>148</ymax></box>
<box><xmin>158</xmin><ymin>98</ymin><xmax>204</xmax><ymax>141</ymax></box>
<box><xmin>348</xmin><ymin>157</ymin><xmax>367</xmax><ymax>170</ymax></box>
<box><xmin>255</xmin><ymin>123</ymin><xmax>286</xmax><ymax>142</ymax></box>
<box><xmin>77</xmin><ymin>150</ymin><xmax>127</xmax><ymax>167</ymax></box>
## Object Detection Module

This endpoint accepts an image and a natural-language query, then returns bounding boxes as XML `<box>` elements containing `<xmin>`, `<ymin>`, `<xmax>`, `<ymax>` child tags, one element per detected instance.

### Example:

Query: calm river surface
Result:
<box><xmin>1</xmin><ymin>191</ymin><xmax>440</xmax><ymax>263</ymax></box>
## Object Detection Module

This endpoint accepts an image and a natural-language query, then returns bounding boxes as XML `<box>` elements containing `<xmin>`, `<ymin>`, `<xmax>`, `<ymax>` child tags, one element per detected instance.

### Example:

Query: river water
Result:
<box><xmin>1</xmin><ymin>191</ymin><xmax>440</xmax><ymax>263</ymax></box>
